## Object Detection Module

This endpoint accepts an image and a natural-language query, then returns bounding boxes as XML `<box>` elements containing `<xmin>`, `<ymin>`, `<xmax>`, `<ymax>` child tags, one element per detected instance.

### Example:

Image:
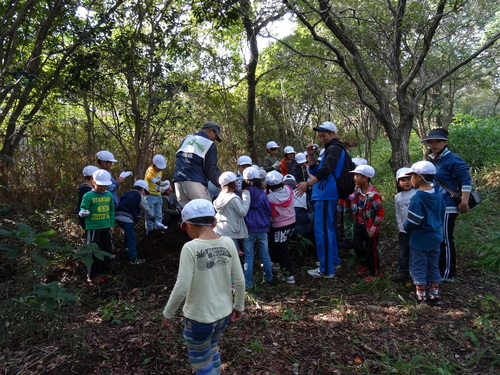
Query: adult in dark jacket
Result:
<box><xmin>423</xmin><ymin>128</ymin><xmax>472</xmax><ymax>281</ymax></box>
<box><xmin>296</xmin><ymin>122</ymin><xmax>347</xmax><ymax>278</ymax></box>
<box><xmin>172</xmin><ymin>121</ymin><xmax>223</xmax><ymax>207</ymax></box>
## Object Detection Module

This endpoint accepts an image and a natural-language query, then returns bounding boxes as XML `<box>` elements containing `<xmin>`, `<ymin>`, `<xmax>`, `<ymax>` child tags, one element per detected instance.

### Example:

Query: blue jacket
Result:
<box><xmin>310</xmin><ymin>138</ymin><xmax>343</xmax><ymax>201</ymax></box>
<box><xmin>115</xmin><ymin>190</ymin><xmax>142</xmax><ymax>224</ymax></box>
<box><xmin>172</xmin><ymin>130</ymin><xmax>222</xmax><ymax>187</ymax></box>
<box><xmin>431</xmin><ymin>147</ymin><xmax>472</xmax><ymax>208</ymax></box>
<box><xmin>244</xmin><ymin>187</ymin><xmax>271</xmax><ymax>233</ymax></box>
<box><xmin>404</xmin><ymin>189</ymin><xmax>445</xmax><ymax>251</ymax></box>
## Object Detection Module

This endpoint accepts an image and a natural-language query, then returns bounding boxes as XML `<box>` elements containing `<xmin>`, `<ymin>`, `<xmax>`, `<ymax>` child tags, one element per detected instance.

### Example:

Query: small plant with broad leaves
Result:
<box><xmin>30</xmin><ymin>281</ymin><xmax>77</xmax><ymax>310</ymax></box>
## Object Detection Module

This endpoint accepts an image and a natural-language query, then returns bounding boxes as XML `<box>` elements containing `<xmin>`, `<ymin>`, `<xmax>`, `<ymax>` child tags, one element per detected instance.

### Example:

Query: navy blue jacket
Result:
<box><xmin>172</xmin><ymin>130</ymin><xmax>222</xmax><ymax>187</ymax></box>
<box><xmin>115</xmin><ymin>190</ymin><xmax>142</xmax><ymax>224</ymax></box>
<box><xmin>404</xmin><ymin>189</ymin><xmax>445</xmax><ymax>251</ymax></box>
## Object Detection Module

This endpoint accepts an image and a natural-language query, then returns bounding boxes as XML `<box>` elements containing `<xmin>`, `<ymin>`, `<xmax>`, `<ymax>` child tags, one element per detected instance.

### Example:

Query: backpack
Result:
<box><xmin>333</xmin><ymin>144</ymin><xmax>356</xmax><ymax>200</ymax></box>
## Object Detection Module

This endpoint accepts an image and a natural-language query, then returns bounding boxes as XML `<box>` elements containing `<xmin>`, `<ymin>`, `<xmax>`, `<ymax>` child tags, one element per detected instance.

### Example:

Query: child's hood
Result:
<box><xmin>268</xmin><ymin>186</ymin><xmax>294</xmax><ymax>207</ymax></box>
<box><xmin>213</xmin><ymin>191</ymin><xmax>238</xmax><ymax>211</ymax></box>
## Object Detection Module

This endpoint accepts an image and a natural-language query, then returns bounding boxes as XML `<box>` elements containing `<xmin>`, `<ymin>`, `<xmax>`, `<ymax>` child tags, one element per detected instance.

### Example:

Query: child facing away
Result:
<box><xmin>144</xmin><ymin>154</ymin><xmax>167</xmax><ymax>233</ymax></box>
<box><xmin>348</xmin><ymin>164</ymin><xmax>385</xmax><ymax>281</ymax></box>
<box><xmin>79</xmin><ymin>169</ymin><xmax>115</xmax><ymax>283</ymax></box>
<box><xmin>241</xmin><ymin>167</ymin><xmax>273</xmax><ymax>288</ymax></box>
<box><xmin>403</xmin><ymin>161</ymin><xmax>446</xmax><ymax>305</ymax></box>
<box><xmin>161</xmin><ymin>199</ymin><xmax>245</xmax><ymax>375</ymax></box>
<box><xmin>394</xmin><ymin>167</ymin><xmax>417</xmax><ymax>280</ymax></box>
<box><xmin>212</xmin><ymin>172</ymin><xmax>251</xmax><ymax>252</ymax></box>
<box><xmin>115</xmin><ymin>180</ymin><xmax>166</xmax><ymax>266</ymax></box>
<box><xmin>266</xmin><ymin>170</ymin><xmax>296</xmax><ymax>284</ymax></box>
<box><xmin>77</xmin><ymin>165</ymin><xmax>99</xmax><ymax>229</ymax></box>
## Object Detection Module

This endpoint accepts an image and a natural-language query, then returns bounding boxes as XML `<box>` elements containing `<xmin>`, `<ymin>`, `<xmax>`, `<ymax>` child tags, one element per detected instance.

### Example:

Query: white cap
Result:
<box><xmin>93</xmin><ymin>169</ymin><xmax>113</xmax><ymax>185</ymax></box>
<box><xmin>96</xmin><ymin>150</ymin><xmax>117</xmax><ymax>162</ymax></box>
<box><xmin>243</xmin><ymin>166</ymin><xmax>260</xmax><ymax>180</ymax></box>
<box><xmin>396</xmin><ymin>167</ymin><xmax>412</xmax><ymax>180</ymax></box>
<box><xmin>295</xmin><ymin>152</ymin><xmax>307</xmax><ymax>164</ymax></box>
<box><xmin>266</xmin><ymin>170</ymin><xmax>283</xmax><ymax>186</ymax></box>
<box><xmin>152</xmin><ymin>154</ymin><xmax>166</xmax><ymax>169</ymax></box>
<box><xmin>82</xmin><ymin>165</ymin><xmax>99</xmax><ymax>177</ymax></box>
<box><xmin>283</xmin><ymin>174</ymin><xmax>296</xmax><ymax>183</ymax></box>
<box><xmin>406</xmin><ymin>161</ymin><xmax>436</xmax><ymax>175</ymax></box>
<box><xmin>283</xmin><ymin>146</ymin><xmax>296</xmax><ymax>154</ymax></box>
<box><xmin>181</xmin><ymin>199</ymin><xmax>215</xmax><ymax>225</ymax></box>
<box><xmin>313</xmin><ymin>121</ymin><xmax>337</xmax><ymax>132</ymax></box>
<box><xmin>160</xmin><ymin>180</ymin><xmax>171</xmax><ymax>193</ymax></box>
<box><xmin>219</xmin><ymin>171</ymin><xmax>237</xmax><ymax>186</ymax></box>
<box><xmin>266</xmin><ymin>141</ymin><xmax>280</xmax><ymax>149</ymax></box>
<box><xmin>349</xmin><ymin>164</ymin><xmax>375</xmax><ymax>178</ymax></box>
<box><xmin>352</xmin><ymin>158</ymin><xmax>368</xmax><ymax>166</ymax></box>
<box><xmin>237</xmin><ymin>155</ymin><xmax>252</xmax><ymax>166</ymax></box>
<box><xmin>134</xmin><ymin>179</ymin><xmax>150</xmax><ymax>193</ymax></box>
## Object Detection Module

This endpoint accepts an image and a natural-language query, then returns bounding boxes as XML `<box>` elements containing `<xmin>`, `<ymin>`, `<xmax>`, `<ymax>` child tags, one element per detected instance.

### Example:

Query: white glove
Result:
<box><xmin>155</xmin><ymin>221</ymin><xmax>168</xmax><ymax>230</ymax></box>
<box><xmin>119</xmin><ymin>171</ymin><xmax>133</xmax><ymax>178</ymax></box>
<box><xmin>272</xmin><ymin>161</ymin><xmax>281</xmax><ymax>171</ymax></box>
<box><xmin>79</xmin><ymin>209</ymin><xmax>90</xmax><ymax>218</ymax></box>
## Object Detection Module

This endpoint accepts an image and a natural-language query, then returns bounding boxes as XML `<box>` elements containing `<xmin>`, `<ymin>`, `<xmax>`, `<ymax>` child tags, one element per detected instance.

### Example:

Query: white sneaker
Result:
<box><xmin>315</xmin><ymin>262</ymin><xmax>341</xmax><ymax>271</ymax></box>
<box><xmin>286</xmin><ymin>276</ymin><xmax>296</xmax><ymax>284</ymax></box>
<box><xmin>307</xmin><ymin>267</ymin><xmax>334</xmax><ymax>279</ymax></box>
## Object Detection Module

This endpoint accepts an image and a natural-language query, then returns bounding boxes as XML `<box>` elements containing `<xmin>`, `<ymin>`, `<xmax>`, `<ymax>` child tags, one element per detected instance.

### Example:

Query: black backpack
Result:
<box><xmin>333</xmin><ymin>144</ymin><xmax>356</xmax><ymax>200</ymax></box>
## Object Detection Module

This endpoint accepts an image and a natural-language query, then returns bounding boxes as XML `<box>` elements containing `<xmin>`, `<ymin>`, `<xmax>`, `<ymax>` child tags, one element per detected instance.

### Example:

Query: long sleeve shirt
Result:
<box><xmin>80</xmin><ymin>190</ymin><xmax>115</xmax><ymax>230</ymax></box>
<box><xmin>394</xmin><ymin>189</ymin><xmax>417</xmax><ymax>233</ymax></box>
<box><xmin>162</xmin><ymin>236</ymin><xmax>245</xmax><ymax>323</ymax></box>
<box><xmin>349</xmin><ymin>184</ymin><xmax>384</xmax><ymax>235</ymax></box>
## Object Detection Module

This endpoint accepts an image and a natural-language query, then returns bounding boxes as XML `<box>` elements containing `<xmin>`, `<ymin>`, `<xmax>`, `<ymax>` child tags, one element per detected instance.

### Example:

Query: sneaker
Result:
<box><xmin>363</xmin><ymin>276</ymin><xmax>376</xmax><ymax>282</ymax></box>
<box><xmin>271</xmin><ymin>262</ymin><xmax>281</xmax><ymax>271</ymax></box>
<box><xmin>286</xmin><ymin>276</ymin><xmax>296</xmax><ymax>284</ymax></box>
<box><xmin>315</xmin><ymin>262</ymin><xmax>341</xmax><ymax>271</ymax></box>
<box><xmin>89</xmin><ymin>277</ymin><xmax>105</xmax><ymax>283</ymax></box>
<box><xmin>130</xmin><ymin>258</ymin><xmax>145</xmax><ymax>266</ymax></box>
<box><xmin>307</xmin><ymin>267</ymin><xmax>334</xmax><ymax>279</ymax></box>
<box><xmin>410</xmin><ymin>292</ymin><xmax>427</xmax><ymax>303</ymax></box>
<box><xmin>356</xmin><ymin>266</ymin><xmax>369</xmax><ymax>275</ymax></box>
<box><xmin>427</xmin><ymin>294</ymin><xmax>443</xmax><ymax>306</ymax></box>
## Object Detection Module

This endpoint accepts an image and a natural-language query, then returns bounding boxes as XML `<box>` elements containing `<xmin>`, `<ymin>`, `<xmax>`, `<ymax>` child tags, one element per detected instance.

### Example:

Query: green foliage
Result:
<box><xmin>0</xmin><ymin>223</ymin><xmax>56</xmax><ymax>267</ymax></box>
<box><xmin>98</xmin><ymin>298</ymin><xmax>143</xmax><ymax>325</ymax></box>
<box><xmin>30</xmin><ymin>281</ymin><xmax>77</xmax><ymax>310</ymax></box>
<box><xmin>281</xmin><ymin>306</ymin><xmax>302</xmax><ymax>321</ymax></box>
<box><xmin>449</xmin><ymin>115</ymin><xmax>500</xmax><ymax>170</ymax></box>
<box><xmin>473</xmin><ymin>229</ymin><xmax>500</xmax><ymax>273</ymax></box>
<box><xmin>71</xmin><ymin>242</ymin><xmax>111</xmax><ymax>269</ymax></box>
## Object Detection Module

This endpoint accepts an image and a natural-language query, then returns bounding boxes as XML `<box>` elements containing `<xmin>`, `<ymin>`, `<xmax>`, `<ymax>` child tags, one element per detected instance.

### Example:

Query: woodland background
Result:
<box><xmin>1</xmin><ymin>1</ymin><xmax>500</xmax><ymax>374</ymax></box>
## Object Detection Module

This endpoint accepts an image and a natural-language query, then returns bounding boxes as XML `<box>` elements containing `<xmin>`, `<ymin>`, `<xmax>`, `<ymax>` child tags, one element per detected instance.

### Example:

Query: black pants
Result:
<box><xmin>269</xmin><ymin>223</ymin><xmax>295</xmax><ymax>276</ymax></box>
<box><xmin>352</xmin><ymin>222</ymin><xmax>380</xmax><ymax>275</ymax></box>
<box><xmin>86</xmin><ymin>228</ymin><xmax>112</xmax><ymax>278</ymax></box>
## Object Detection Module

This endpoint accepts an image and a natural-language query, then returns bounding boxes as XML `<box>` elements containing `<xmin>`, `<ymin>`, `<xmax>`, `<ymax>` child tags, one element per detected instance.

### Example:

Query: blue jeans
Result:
<box><xmin>146</xmin><ymin>195</ymin><xmax>162</xmax><ymax>232</ymax></box>
<box><xmin>116</xmin><ymin>221</ymin><xmax>137</xmax><ymax>260</ymax></box>
<box><xmin>410</xmin><ymin>247</ymin><xmax>442</xmax><ymax>285</ymax></box>
<box><xmin>183</xmin><ymin>316</ymin><xmax>230</xmax><ymax>375</ymax></box>
<box><xmin>242</xmin><ymin>232</ymin><xmax>273</xmax><ymax>288</ymax></box>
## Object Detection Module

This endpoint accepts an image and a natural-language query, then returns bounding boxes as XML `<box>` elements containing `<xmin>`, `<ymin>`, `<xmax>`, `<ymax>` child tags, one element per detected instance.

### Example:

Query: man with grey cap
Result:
<box><xmin>172</xmin><ymin>121</ymin><xmax>223</xmax><ymax>207</ymax></box>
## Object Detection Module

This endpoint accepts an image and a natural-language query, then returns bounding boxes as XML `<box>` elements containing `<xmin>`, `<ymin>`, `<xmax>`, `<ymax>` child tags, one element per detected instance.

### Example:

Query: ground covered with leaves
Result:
<box><xmin>1</xmin><ymin>221</ymin><xmax>499</xmax><ymax>375</ymax></box>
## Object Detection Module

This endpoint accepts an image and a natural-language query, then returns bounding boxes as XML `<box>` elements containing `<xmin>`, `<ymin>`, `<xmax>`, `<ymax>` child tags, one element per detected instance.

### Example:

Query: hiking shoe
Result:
<box><xmin>307</xmin><ymin>267</ymin><xmax>334</xmax><ymax>279</ymax></box>
<box><xmin>356</xmin><ymin>266</ymin><xmax>369</xmax><ymax>275</ymax></box>
<box><xmin>286</xmin><ymin>276</ymin><xmax>296</xmax><ymax>284</ymax></box>
<box><xmin>410</xmin><ymin>292</ymin><xmax>427</xmax><ymax>304</ymax></box>
<box><xmin>427</xmin><ymin>295</ymin><xmax>443</xmax><ymax>306</ymax></box>
<box><xmin>130</xmin><ymin>258</ymin><xmax>145</xmax><ymax>266</ymax></box>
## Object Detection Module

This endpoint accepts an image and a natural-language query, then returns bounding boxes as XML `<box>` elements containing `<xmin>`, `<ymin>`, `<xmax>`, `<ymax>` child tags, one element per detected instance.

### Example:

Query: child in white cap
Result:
<box><xmin>236</xmin><ymin>155</ymin><xmax>252</xmax><ymax>192</ymax></box>
<box><xmin>403</xmin><ymin>161</ymin><xmax>446</xmax><ymax>305</ymax></box>
<box><xmin>277</xmin><ymin>146</ymin><xmax>297</xmax><ymax>177</ymax></box>
<box><xmin>144</xmin><ymin>154</ymin><xmax>167</xmax><ymax>233</ymax></box>
<box><xmin>213</xmin><ymin>172</ymin><xmax>251</xmax><ymax>254</ymax></box>
<box><xmin>160</xmin><ymin>180</ymin><xmax>182</xmax><ymax>227</ymax></box>
<box><xmin>77</xmin><ymin>165</ymin><xmax>99</xmax><ymax>229</ymax></box>
<box><xmin>348</xmin><ymin>164</ymin><xmax>384</xmax><ymax>281</ymax></box>
<box><xmin>266</xmin><ymin>170</ymin><xmax>296</xmax><ymax>284</ymax></box>
<box><xmin>79</xmin><ymin>169</ymin><xmax>115</xmax><ymax>283</ymax></box>
<box><xmin>393</xmin><ymin>167</ymin><xmax>417</xmax><ymax>281</ymax></box>
<box><xmin>262</xmin><ymin>141</ymin><xmax>280</xmax><ymax>172</ymax></box>
<box><xmin>162</xmin><ymin>199</ymin><xmax>245</xmax><ymax>374</ymax></box>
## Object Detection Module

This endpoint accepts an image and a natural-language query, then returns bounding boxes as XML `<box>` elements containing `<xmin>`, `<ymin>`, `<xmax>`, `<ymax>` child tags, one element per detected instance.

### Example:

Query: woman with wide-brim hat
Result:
<box><xmin>422</xmin><ymin>128</ymin><xmax>472</xmax><ymax>281</ymax></box>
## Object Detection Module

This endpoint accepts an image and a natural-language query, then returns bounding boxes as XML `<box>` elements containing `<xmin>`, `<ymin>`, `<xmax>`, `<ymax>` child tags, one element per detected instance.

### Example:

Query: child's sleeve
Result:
<box><xmin>371</xmin><ymin>192</ymin><xmax>384</xmax><ymax>231</ymax></box>
<box><xmin>403</xmin><ymin>197</ymin><xmax>421</xmax><ymax>232</ymax></box>
<box><xmin>394</xmin><ymin>194</ymin><xmax>404</xmax><ymax>231</ymax></box>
